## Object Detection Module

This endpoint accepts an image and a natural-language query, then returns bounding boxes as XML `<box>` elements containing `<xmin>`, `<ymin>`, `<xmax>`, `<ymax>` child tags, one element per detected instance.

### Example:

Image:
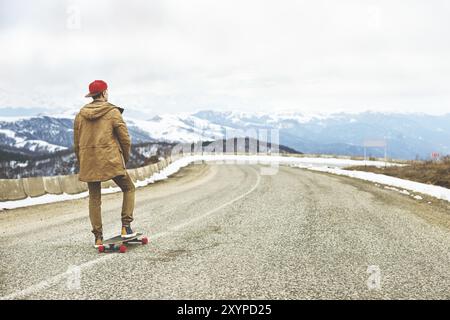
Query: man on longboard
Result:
<box><xmin>73</xmin><ymin>80</ymin><xmax>138</xmax><ymax>248</ymax></box>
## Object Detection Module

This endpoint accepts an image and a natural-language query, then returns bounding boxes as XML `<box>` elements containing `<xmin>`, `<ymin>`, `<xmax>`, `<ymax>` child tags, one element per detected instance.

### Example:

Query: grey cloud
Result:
<box><xmin>0</xmin><ymin>0</ymin><xmax>450</xmax><ymax>115</ymax></box>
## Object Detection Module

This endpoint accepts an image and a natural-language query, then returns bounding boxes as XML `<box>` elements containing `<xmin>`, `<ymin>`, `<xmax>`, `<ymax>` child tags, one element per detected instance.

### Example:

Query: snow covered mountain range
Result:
<box><xmin>1</xmin><ymin>109</ymin><xmax>450</xmax><ymax>160</ymax></box>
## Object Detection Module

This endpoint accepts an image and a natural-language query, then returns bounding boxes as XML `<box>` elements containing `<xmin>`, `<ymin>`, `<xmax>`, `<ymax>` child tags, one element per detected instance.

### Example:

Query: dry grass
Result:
<box><xmin>345</xmin><ymin>156</ymin><xmax>450</xmax><ymax>189</ymax></box>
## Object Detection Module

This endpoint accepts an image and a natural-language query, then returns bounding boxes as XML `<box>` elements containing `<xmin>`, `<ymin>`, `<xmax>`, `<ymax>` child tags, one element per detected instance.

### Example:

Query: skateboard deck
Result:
<box><xmin>98</xmin><ymin>233</ymin><xmax>148</xmax><ymax>253</ymax></box>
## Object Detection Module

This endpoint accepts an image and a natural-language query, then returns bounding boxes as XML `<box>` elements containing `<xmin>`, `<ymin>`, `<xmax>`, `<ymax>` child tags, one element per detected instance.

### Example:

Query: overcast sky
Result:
<box><xmin>1</xmin><ymin>0</ymin><xmax>450</xmax><ymax>116</ymax></box>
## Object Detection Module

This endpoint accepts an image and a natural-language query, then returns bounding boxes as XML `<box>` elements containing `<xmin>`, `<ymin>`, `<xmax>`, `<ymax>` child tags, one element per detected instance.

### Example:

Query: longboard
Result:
<box><xmin>98</xmin><ymin>232</ymin><xmax>148</xmax><ymax>253</ymax></box>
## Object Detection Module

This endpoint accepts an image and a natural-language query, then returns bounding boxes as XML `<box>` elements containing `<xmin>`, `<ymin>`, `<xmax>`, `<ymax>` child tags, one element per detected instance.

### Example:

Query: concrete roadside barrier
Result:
<box><xmin>59</xmin><ymin>174</ymin><xmax>88</xmax><ymax>194</ymax></box>
<box><xmin>22</xmin><ymin>176</ymin><xmax>46</xmax><ymax>198</ymax></box>
<box><xmin>150</xmin><ymin>163</ymin><xmax>158</xmax><ymax>174</ymax></box>
<box><xmin>136</xmin><ymin>167</ymin><xmax>146</xmax><ymax>181</ymax></box>
<box><xmin>142</xmin><ymin>165</ymin><xmax>152</xmax><ymax>179</ymax></box>
<box><xmin>127</xmin><ymin>169</ymin><xmax>137</xmax><ymax>183</ymax></box>
<box><xmin>43</xmin><ymin>176</ymin><xmax>63</xmax><ymax>195</ymax></box>
<box><xmin>147</xmin><ymin>164</ymin><xmax>155</xmax><ymax>177</ymax></box>
<box><xmin>101</xmin><ymin>180</ymin><xmax>118</xmax><ymax>189</ymax></box>
<box><xmin>0</xmin><ymin>178</ymin><xmax>27</xmax><ymax>201</ymax></box>
<box><xmin>157</xmin><ymin>160</ymin><xmax>166</xmax><ymax>171</ymax></box>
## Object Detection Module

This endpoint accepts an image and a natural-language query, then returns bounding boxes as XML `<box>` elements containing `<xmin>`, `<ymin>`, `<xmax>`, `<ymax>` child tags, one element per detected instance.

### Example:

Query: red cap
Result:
<box><xmin>85</xmin><ymin>80</ymin><xmax>108</xmax><ymax>97</ymax></box>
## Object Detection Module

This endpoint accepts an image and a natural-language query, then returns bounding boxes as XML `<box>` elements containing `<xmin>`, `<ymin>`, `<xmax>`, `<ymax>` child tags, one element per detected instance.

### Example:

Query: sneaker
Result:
<box><xmin>121</xmin><ymin>225</ymin><xmax>137</xmax><ymax>239</ymax></box>
<box><xmin>94</xmin><ymin>236</ymin><xmax>103</xmax><ymax>248</ymax></box>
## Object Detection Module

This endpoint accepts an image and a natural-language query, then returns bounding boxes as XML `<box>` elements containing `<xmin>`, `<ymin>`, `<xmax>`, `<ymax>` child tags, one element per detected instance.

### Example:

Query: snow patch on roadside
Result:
<box><xmin>196</xmin><ymin>154</ymin><xmax>399</xmax><ymax>168</ymax></box>
<box><xmin>381</xmin><ymin>186</ymin><xmax>424</xmax><ymax>200</ymax></box>
<box><xmin>0</xmin><ymin>192</ymin><xmax>90</xmax><ymax>210</ymax></box>
<box><xmin>304</xmin><ymin>166</ymin><xmax>450</xmax><ymax>203</ymax></box>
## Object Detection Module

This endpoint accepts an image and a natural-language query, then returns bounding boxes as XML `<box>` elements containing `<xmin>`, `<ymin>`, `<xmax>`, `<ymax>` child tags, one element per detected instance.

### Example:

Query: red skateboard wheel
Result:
<box><xmin>141</xmin><ymin>237</ymin><xmax>148</xmax><ymax>245</ymax></box>
<box><xmin>98</xmin><ymin>245</ymin><xmax>105</xmax><ymax>253</ymax></box>
<box><xmin>119</xmin><ymin>245</ymin><xmax>127</xmax><ymax>253</ymax></box>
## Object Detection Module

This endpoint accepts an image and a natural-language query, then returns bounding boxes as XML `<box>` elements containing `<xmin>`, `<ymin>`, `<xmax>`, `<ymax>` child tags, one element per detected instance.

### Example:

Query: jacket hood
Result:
<box><xmin>79</xmin><ymin>101</ymin><xmax>124</xmax><ymax>120</ymax></box>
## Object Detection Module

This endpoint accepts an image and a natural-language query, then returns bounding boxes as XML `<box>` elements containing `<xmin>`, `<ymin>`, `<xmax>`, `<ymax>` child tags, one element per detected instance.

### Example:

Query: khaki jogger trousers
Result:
<box><xmin>87</xmin><ymin>172</ymin><xmax>135</xmax><ymax>238</ymax></box>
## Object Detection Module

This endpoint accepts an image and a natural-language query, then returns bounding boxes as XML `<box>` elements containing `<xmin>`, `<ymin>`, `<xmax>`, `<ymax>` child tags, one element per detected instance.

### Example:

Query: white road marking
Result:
<box><xmin>0</xmin><ymin>167</ymin><xmax>261</xmax><ymax>300</ymax></box>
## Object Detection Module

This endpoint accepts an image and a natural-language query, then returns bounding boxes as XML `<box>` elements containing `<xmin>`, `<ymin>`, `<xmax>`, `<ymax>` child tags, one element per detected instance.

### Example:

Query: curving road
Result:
<box><xmin>0</xmin><ymin>163</ymin><xmax>449</xmax><ymax>299</ymax></box>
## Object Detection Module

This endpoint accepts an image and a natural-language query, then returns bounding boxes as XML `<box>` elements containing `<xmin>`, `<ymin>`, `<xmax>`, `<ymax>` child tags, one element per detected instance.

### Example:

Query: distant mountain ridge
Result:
<box><xmin>1</xmin><ymin>109</ymin><xmax>449</xmax><ymax>160</ymax></box>
<box><xmin>190</xmin><ymin>110</ymin><xmax>450</xmax><ymax>159</ymax></box>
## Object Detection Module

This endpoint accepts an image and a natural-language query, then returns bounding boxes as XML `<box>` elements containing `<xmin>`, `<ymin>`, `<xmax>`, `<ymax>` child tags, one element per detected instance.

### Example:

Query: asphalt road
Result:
<box><xmin>0</xmin><ymin>163</ymin><xmax>449</xmax><ymax>299</ymax></box>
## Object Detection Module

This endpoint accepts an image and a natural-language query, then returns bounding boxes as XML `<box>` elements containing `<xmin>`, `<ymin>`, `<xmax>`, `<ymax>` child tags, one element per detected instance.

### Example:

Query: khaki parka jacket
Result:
<box><xmin>73</xmin><ymin>100</ymin><xmax>131</xmax><ymax>182</ymax></box>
